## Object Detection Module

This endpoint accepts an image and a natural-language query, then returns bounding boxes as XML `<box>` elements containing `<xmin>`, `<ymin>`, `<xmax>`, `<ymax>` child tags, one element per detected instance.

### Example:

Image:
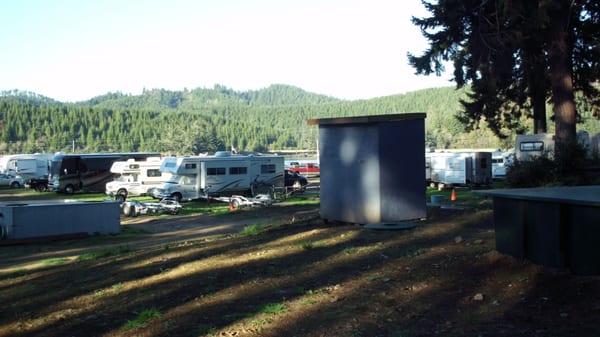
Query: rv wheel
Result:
<box><xmin>10</xmin><ymin>182</ymin><xmax>21</xmax><ymax>189</ymax></box>
<box><xmin>65</xmin><ymin>184</ymin><xmax>75</xmax><ymax>194</ymax></box>
<box><xmin>116</xmin><ymin>189</ymin><xmax>128</xmax><ymax>202</ymax></box>
<box><xmin>171</xmin><ymin>193</ymin><xmax>182</xmax><ymax>203</ymax></box>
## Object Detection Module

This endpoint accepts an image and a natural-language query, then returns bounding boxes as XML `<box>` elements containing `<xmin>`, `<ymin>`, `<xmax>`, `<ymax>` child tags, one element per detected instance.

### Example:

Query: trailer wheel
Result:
<box><xmin>230</xmin><ymin>198</ymin><xmax>240</xmax><ymax>211</ymax></box>
<box><xmin>10</xmin><ymin>181</ymin><xmax>21</xmax><ymax>189</ymax></box>
<box><xmin>34</xmin><ymin>183</ymin><xmax>47</xmax><ymax>192</ymax></box>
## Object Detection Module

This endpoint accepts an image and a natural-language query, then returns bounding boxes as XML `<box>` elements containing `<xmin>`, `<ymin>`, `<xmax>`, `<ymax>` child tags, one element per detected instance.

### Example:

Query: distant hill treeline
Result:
<box><xmin>1</xmin><ymin>84</ymin><xmax>598</xmax><ymax>154</ymax></box>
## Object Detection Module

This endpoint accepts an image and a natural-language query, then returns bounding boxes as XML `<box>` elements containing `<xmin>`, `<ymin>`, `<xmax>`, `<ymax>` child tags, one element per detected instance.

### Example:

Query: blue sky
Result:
<box><xmin>0</xmin><ymin>0</ymin><xmax>452</xmax><ymax>101</ymax></box>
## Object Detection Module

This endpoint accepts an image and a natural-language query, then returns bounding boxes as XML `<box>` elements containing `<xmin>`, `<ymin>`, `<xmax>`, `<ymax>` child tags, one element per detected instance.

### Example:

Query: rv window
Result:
<box><xmin>207</xmin><ymin>167</ymin><xmax>226</xmax><ymax>175</ymax></box>
<box><xmin>129</xmin><ymin>164</ymin><xmax>140</xmax><ymax>169</ymax></box>
<box><xmin>492</xmin><ymin>158</ymin><xmax>504</xmax><ymax>164</ymax></box>
<box><xmin>185</xmin><ymin>163</ymin><xmax>197</xmax><ymax>169</ymax></box>
<box><xmin>520</xmin><ymin>141</ymin><xmax>544</xmax><ymax>152</ymax></box>
<box><xmin>63</xmin><ymin>158</ymin><xmax>78</xmax><ymax>175</ymax></box>
<box><xmin>261</xmin><ymin>164</ymin><xmax>276</xmax><ymax>174</ymax></box>
<box><xmin>229</xmin><ymin>167</ymin><xmax>248</xmax><ymax>175</ymax></box>
<box><xmin>147</xmin><ymin>169</ymin><xmax>162</xmax><ymax>177</ymax></box>
<box><xmin>165</xmin><ymin>162</ymin><xmax>176</xmax><ymax>168</ymax></box>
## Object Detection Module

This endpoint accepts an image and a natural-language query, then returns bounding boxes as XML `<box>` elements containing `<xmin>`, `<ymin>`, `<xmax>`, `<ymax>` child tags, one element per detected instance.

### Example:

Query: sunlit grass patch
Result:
<box><xmin>40</xmin><ymin>257</ymin><xmax>70</xmax><ymax>266</ymax></box>
<box><xmin>259</xmin><ymin>302</ymin><xmax>287</xmax><ymax>315</ymax></box>
<box><xmin>123</xmin><ymin>308</ymin><xmax>161</xmax><ymax>330</ymax></box>
<box><xmin>343</xmin><ymin>246</ymin><xmax>359</xmax><ymax>255</ymax></box>
<box><xmin>240</xmin><ymin>224</ymin><xmax>265</xmax><ymax>237</ymax></box>
<box><xmin>180</xmin><ymin>200</ymin><xmax>230</xmax><ymax>216</ymax></box>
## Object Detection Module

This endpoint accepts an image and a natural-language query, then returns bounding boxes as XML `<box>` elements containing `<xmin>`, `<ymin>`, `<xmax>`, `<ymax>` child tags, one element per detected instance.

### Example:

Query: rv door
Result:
<box><xmin>199</xmin><ymin>162</ymin><xmax>206</xmax><ymax>190</ymax></box>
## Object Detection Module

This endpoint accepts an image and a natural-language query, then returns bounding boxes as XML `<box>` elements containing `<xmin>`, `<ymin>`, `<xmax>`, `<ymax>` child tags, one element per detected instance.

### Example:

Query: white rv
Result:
<box><xmin>491</xmin><ymin>151</ymin><xmax>512</xmax><ymax>179</ymax></box>
<box><xmin>0</xmin><ymin>153</ymin><xmax>52</xmax><ymax>181</ymax></box>
<box><xmin>152</xmin><ymin>151</ymin><xmax>285</xmax><ymax>202</ymax></box>
<box><xmin>105</xmin><ymin>157</ymin><xmax>171</xmax><ymax>200</ymax></box>
<box><xmin>515</xmin><ymin>131</ymin><xmax>597</xmax><ymax>161</ymax></box>
<box><xmin>426</xmin><ymin>151</ymin><xmax>492</xmax><ymax>187</ymax></box>
<box><xmin>515</xmin><ymin>133</ymin><xmax>555</xmax><ymax>161</ymax></box>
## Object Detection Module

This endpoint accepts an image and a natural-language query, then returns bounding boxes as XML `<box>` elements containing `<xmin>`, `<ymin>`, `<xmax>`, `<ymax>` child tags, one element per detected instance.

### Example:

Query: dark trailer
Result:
<box><xmin>49</xmin><ymin>152</ymin><xmax>159</xmax><ymax>193</ymax></box>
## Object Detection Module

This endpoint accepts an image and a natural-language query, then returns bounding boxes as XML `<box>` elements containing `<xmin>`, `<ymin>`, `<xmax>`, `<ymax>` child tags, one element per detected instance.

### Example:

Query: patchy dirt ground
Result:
<box><xmin>1</xmin><ymin>203</ymin><xmax>599</xmax><ymax>337</ymax></box>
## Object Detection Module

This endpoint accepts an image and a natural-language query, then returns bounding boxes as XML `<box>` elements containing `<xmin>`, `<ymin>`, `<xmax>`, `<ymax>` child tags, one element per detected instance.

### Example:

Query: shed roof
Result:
<box><xmin>307</xmin><ymin>113</ymin><xmax>426</xmax><ymax>126</ymax></box>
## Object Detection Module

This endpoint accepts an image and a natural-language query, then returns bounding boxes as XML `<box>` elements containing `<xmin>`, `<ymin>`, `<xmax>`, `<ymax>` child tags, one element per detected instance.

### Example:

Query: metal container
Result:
<box><xmin>0</xmin><ymin>200</ymin><xmax>120</xmax><ymax>240</ymax></box>
<box><xmin>308</xmin><ymin>113</ymin><xmax>426</xmax><ymax>224</ymax></box>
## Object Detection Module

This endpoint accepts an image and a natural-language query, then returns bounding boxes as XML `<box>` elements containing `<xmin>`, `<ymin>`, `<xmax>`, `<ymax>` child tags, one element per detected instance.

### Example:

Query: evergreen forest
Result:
<box><xmin>1</xmin><ymin>84</ymin><xmax>599</xmax><ymax>155</ymax></box>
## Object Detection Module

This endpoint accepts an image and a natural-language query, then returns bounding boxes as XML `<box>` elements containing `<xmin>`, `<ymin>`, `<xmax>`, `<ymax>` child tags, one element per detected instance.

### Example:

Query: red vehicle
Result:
<box><xmin>287</xmin><ymin>161</ymin><xmax>320</xmax><ymax>176</ymax></box>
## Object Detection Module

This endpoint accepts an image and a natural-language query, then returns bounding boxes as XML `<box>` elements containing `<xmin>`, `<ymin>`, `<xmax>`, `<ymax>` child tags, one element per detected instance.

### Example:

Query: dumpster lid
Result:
<box><xmin>307</xmin><ymin>113</ymin><xmax>426</xmax><ymax>126</ymax></box>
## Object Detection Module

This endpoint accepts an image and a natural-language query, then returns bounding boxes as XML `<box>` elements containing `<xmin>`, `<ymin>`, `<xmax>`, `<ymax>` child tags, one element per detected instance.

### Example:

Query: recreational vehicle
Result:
<box><xmin>514</xmin><ymin>131</ymin><xmax>596</xmax><ymax>161</ymax></box>
<box><xmin>50</xmin><ymin>152</ymin><xmax>159</xmax><ymax>193</ymax></box>
<box><xmin>491</xmin><ymin>151</ymin><xmax>512</xmax><ymax>179</ymax></box>
<box><xmin>105</xmin><ymin>157</ymin><xmax>171</xmax><ymax>201</ymax></box>
<box><xmin>0</xmin><ymin>153</ymin><xmax>52</xmax><ymax>181</ymax></box>
<box><xmin>152</xmin><ymin>151</ymin><xmax>285</xmax><ymax>202</ymax></box>
<box><xmin>426</xmin><ymin>151</ymin><xmax>492</xmax><ymax>187</ymax></box>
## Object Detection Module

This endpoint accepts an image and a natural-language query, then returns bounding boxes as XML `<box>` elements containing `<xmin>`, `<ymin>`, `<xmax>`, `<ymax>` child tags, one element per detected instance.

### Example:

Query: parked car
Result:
<box><xmin>284</xmin><ymin>169</ymin><xmax>308</xmax><ymax>189</ymax></box>
<box><xmin>0</xmin><ymin>174</ymin><xmax>24</xmax><ymax>188</ymax></box>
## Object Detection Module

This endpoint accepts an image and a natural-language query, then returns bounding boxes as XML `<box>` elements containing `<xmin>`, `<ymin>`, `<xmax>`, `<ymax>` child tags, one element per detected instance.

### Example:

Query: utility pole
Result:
<box><xmin>72</xmin><ymin>139</ymin><xmax>75</xmax><ymax>153</ymax></box>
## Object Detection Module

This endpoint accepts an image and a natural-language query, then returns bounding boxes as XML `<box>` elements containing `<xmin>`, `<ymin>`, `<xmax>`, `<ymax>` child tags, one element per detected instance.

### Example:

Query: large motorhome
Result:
<box><xmin>0</xmin><ymin>153</ymin><xmax>52</xmax><ymax>181</ymax></box>
<box><xmin>153</xmin><ymin>151</ymin><xmax>284</xmax><ymax>201</ymax></box>
<box><xmin>50</xmin><ymin>152</ymin><xmax>159</xmax><ymax>193</ymax></box>
<box><xmin>426</xmin><ymin>151</ymin><xmax>492</xmax><ymax>187</ymax></box>
<box><xmin>105</xmin><ymin>157</ymin><xmax>171</xmax><ymax>200</ymax></box>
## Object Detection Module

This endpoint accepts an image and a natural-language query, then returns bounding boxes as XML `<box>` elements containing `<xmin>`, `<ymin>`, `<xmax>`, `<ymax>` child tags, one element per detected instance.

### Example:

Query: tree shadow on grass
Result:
<box><xmin>1</xmin><ymin>210</ymin><xmax>501</xmax><ymax>337</ymax></box>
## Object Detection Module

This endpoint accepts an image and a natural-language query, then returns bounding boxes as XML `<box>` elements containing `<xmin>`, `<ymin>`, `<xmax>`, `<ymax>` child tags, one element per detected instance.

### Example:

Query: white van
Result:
<box><xmin>426</xmin><ymin>151</ymin><xmax>492</xmax><ymax>187</ymax></box>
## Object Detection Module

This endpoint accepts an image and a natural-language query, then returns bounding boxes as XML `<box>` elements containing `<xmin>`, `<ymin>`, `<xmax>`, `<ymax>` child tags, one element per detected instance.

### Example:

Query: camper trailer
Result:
<box><xmin>515</xmin><ymin>132</ymin><xmax>597</xmax><ymax>161</ymax></box>
<box><xmin>426</xmin><ymin>151</ymin><xmax>492</xmax><ymax>187</ymax></box>
<box><xmin>152</xmin><ymin>151</ymin><xmax>284</xmax><ymax>202</ymax></box>
<box><xmin>105</xmin><ymin>157</ymin><xmax>171</xmax><ymax>201</ymax></box>
<box><xmin>0</xmin><ymin>153</ymin><xmax>52</xmax><ymax>181</ymax></box>
<box><xmin>515</xmin><ymin>134</ymin><xmax>555</xmax><ymax>161</ymax></box>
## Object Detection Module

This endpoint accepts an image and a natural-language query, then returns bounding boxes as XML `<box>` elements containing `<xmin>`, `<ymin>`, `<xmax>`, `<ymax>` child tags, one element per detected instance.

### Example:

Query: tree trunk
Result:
<box><xmin>532</xmin><ymin>89</ymin><xmax>547</xmax><ymax>134</ymax></box>
<box><xmin>548</xmin><ymin>5</ymin><xmax>576</xmax><ymax>146</ymax></box>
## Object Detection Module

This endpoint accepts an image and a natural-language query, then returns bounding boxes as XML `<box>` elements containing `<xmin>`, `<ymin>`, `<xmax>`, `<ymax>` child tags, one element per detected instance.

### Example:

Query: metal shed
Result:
<box><xmin>307</xmin><ymin>113</ymin><xmax>426</xmax><ymax>224</ymax></box>
<box><xmin>0</xmin><ymin>200</ymin><xmax>120</xmax><ymax>241</ymax></box>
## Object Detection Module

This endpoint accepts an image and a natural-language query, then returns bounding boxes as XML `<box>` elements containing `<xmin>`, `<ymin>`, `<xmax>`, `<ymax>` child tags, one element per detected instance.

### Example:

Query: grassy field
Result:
<box><xmin>1</xmin><ymin>186</ymin><xmax>598</xmax><ymax>337</ymax></box>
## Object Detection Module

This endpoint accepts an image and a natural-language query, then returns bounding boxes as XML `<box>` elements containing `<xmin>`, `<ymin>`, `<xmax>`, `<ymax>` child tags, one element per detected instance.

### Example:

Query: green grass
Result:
<box><xmin>240</xmin><ymin>224</ymin><xmax>265</xmax><ymax>237</ymax></box>
<box><xmin>299</xmin><ymin>241</ymin><xmax>315</xmax><ymax>250</ymax></box>
<box><xmin>343</xmin><ymin>246</ymin><xmax>358</xmax><ymax>255</ymax></box>
<box><xmin>123</xmin><ymin>309</ymin><xmax>162</xmax><ymax>330</ymax></box>
<box><xmin>77</xmin><ymin>245</ymin><xmax>131</xmax><ymax>261</ymax></box>
<box><xmin>259</xmin><ymin>302</ymin><xmax>287</xmax><ymax>315</ymax></box>
<box><xmin>179</xmin><ymin>200</ymin><xmax>230</xmax><ymax>216</ymax></box>
<box><xmin>281</xmin><ymin>195</ymin><xmax>320</xmax><ymax>206</ymax></box>
<box><xmin>40</xmin><ymin>257</ymin><xmax>70</xmax><ymax>266</ymax></box>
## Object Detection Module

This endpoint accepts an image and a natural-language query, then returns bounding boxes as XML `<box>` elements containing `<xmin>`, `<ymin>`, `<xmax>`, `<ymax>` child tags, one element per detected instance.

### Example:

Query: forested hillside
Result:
<box><xmin>1</xmin><ymin>85</ymin><xmax>598</xmax><ymax>155</ymax></box>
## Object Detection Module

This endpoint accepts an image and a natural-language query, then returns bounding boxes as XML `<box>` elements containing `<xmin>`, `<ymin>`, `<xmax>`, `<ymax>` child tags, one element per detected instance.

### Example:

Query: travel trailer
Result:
<box><xmin>426</xmin><ymin>151</ymin><xmax>492</xmax><ymax>187</ymax></box>
<box><xmin>515</xmin><ymin>133</ymin><xmax>555</xmax><ymax>161</ymax></box>
<box><xmin>152</xmin><ymin>151</ymin><xmax>285</xmax><ymax>202</ymax></box>
<box><xmin>514</xmin><ymin>131</ymin><xmax>597</xmax><ymax>161</ymax></box>
<box><xmin>0</xmin><ymin>153</ymin><xmax>52</xmax><ymax>181</ymax></box>
<box><xmin>50</xmin><ymin>152</ymin><xmax>159</xmax><ymax>193</ymax></box>
<box><xmin>105</xmin><ymin>157</ymin><xmax>171</xmax><ymax>201</ymax></box>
